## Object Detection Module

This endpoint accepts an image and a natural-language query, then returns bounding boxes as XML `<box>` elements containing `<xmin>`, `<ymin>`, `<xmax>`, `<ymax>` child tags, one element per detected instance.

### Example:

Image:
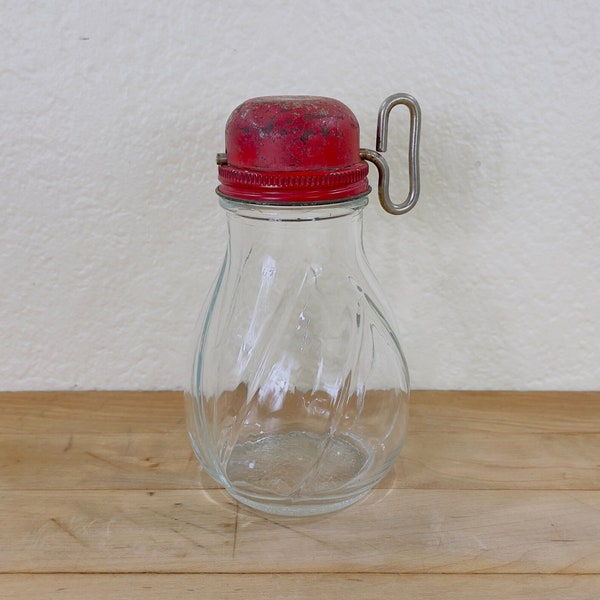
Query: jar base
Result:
<box><xmin>221</xmin><ymin>430</ymin><xmax>377</xmax><ymax>516</ymax></box>
<box><xmin>227</xmin><ymin>486</ymin><xmax>371</xmax><ymax>517</ymax></box>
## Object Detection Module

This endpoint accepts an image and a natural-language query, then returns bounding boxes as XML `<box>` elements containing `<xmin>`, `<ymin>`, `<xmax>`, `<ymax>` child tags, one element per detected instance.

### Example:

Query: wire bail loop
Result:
<box><xmin>360</xmin><ymin>93</ymin><xmax>421</xmax><ymax>215</ymax></box>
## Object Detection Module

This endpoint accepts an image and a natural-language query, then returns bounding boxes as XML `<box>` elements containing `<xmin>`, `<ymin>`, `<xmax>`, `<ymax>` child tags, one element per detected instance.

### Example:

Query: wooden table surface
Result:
<box><xmin>1</xmin><ymin>390</ymin><xmax>600</xmax><ymax>598</ymax></box>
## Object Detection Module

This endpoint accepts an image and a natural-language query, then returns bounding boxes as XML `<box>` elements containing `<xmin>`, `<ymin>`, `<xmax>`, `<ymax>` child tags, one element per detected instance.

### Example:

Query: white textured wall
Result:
<box><xmin>1</xmin><ymin>1</ymin><xmax>599</xmax><ymax>391</ymax></box>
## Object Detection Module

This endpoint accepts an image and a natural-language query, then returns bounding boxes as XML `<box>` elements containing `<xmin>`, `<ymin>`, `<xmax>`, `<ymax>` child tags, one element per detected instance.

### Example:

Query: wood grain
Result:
<box><xmin>3</xmin><ymin>489</ymin><xmax>600</xmax><ymax>573</ymax></box>
<box><xmin>410</xmin><ymin>390</ymin><xmax>600</xmax><ymax>433</ymax></box>
<box><xmin>3</xmin><ymin>390</ymin><xmax>599</xmax><ymax>434</ymax></box>
<box><xmin>0</xmin><ymin>391</ymin><xmax>184</xmax><ymax>434</ymax></box>
<box><xmin>2</xmin><ymin>574</ymin><xmax>600</xmax><ymax>600</ymax></box>
<box><xmin>1</xmin><ymin>390</ymin><xmax>600</xmax><ymax>597</ymax></box>
<box><xmin>2</xmin><ymin>431</ymin><xmax>600</xmax><ymax>491</ymax></box>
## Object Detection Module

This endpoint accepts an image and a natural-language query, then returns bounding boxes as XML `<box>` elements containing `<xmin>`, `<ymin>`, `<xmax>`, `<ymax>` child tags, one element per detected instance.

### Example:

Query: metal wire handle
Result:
<box><xmin>360</xmin><ymin>93</ymin><xmax>421</xmax><ymax>215</ymax></box>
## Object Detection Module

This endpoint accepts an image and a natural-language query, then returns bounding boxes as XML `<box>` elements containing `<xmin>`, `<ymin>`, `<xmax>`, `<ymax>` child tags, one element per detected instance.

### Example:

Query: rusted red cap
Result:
<box><xmin>217</xmin><ymin>96</ymin><xmax>369</xmax><ymax>203</ymax></box>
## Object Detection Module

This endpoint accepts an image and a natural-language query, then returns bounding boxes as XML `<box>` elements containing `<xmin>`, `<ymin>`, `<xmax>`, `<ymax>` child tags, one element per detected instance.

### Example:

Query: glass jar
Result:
<box><xmin>185</xmin><ymin>94</ymin><xmax>421</xmax><ymax>516</ymax></box>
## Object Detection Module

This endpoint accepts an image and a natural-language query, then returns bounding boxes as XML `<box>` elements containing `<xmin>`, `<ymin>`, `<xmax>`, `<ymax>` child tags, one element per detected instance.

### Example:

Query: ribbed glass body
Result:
<box><xmin>185</xmin><ymin>195</ymin><xmax>409</xmax><ymax>515</ymax></box>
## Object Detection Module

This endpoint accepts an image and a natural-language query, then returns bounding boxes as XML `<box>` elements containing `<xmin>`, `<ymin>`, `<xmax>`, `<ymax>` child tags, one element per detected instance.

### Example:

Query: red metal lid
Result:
<box><xmin>217</xmin><ymin>96</ymin><xmax>369</xmax><ymax>203</ymax></box>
